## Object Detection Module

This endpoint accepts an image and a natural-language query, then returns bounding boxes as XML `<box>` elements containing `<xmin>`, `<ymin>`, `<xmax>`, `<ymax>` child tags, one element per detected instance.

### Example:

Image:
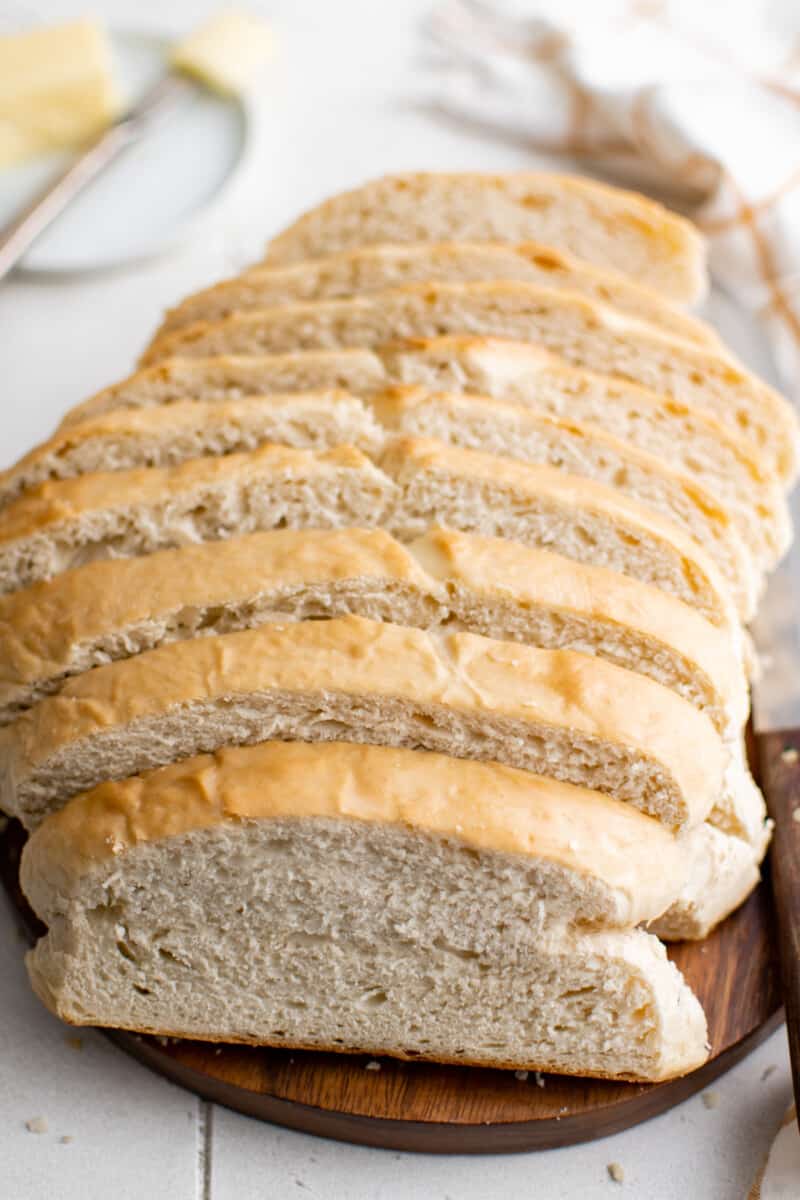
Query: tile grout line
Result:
<box><xmin>197</xmin><ymin>1097</ymin><xmax>213</xmax><ymax>1200</ymax></box>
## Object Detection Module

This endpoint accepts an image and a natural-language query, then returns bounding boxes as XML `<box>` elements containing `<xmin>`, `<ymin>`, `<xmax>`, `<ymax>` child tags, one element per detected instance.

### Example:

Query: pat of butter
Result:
<box><xmin>0</xmin><ymin>20</ymin><xmax>120</xmax><ymax>168</ymax></box>
<box><xmin>171</xmin><ymin>9</ymin><xmax>274</xmax><ymax>97</ymax></box>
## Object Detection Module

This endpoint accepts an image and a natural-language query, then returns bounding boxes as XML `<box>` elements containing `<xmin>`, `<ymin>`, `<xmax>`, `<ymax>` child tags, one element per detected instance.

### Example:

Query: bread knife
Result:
<box><xmin>752</xmin><ymin>476</ymin><xmax>800</xmax><ymax>1126</ymax></box>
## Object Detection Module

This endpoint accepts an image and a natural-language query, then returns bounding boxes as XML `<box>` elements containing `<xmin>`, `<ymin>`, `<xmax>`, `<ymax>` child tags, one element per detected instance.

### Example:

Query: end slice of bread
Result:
<box><xmin>21</xmin><ymin>740</ymin><xmax>709</xmax><ymax>1082</ymax></box>
<box><xmin>262</xmin><ymin>171</ymin><xmax>708</xmax><ymax>304</ymax></box>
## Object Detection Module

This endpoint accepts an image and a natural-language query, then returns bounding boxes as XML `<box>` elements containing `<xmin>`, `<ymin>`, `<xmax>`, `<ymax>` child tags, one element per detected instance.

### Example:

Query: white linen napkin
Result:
<box><xmin>425</xmin><ymin>0</ymin><xmax>800</xmax><ymax>401</ymax></box>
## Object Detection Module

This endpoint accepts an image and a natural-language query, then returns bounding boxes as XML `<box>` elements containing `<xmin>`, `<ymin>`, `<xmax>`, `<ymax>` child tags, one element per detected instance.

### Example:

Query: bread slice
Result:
<box><xmin>0</xmin><ymin>438</ymin><xmax>738</xmax><ymax>631</ymax></box>
<box><xmin>0</xmin><ymin>387</ymin><xmax>760</xmax><ymax>609</ymax></box>
<box><xmin>21</xmin><ymin>740</ymin><xmax>691</xmax><ymax>931</ymax></box>
<box><xmin>0</xmin><ymin>614</ymin><xmax>725</xmax><ymax>832</ymax></box>
<box><xmin>262</xmin><ymin>172</ymin><xmax>708</xmax><ymax>304</ymax></box>
<box><xmin>21</xmin><ymin>742</ymin><xmax>710</xmax><ymax>1082</ymax></box>
<box><xmin>154</xmin><ymin>241</ymin><xmax>718</xmax><ymax>345</ymax></box>
<box><xmin>0</xmin><ymin>392</ymin><xmax>384</xmax><ymax>509</ymax></box>
<box><xmin>61</xmin><ymin>340</ymin><xmax>788</xmax><ymax>563</ymax></box>
<box><xmin>139</xmin><ymin>282</ymin><xmax>798</xmax><ymax>482</ymax></box>
<box><xmin>0</xmin><ymin>443</ymin><xmax>395</xmax><ymax>596</ymax></box>
<box><xmin>0</xmin><ymin>527</ymin><xmax>746</xmax><ymax>735</ymax></box>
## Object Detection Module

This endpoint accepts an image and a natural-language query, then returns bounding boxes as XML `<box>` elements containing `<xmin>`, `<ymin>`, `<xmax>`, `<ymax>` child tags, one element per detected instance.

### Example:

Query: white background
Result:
<box><xmin>0</xmin><ymin>1</ymin><xmax>794</xmax><ymax>1196</ymax></box>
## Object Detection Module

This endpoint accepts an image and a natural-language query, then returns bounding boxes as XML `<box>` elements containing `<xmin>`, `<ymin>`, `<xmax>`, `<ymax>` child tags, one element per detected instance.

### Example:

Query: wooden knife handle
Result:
<box><xmin>757</xmin><ymin>728</ymin><xmax>800</xmax><ymax>1124</ymax></box>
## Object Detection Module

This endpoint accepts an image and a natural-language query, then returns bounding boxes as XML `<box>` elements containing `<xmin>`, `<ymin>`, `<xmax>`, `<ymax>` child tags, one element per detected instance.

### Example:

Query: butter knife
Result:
<box><xmin>0</xmin><ymin>73</ymin><xmax>193</xmax><ymax>283</ymax></box>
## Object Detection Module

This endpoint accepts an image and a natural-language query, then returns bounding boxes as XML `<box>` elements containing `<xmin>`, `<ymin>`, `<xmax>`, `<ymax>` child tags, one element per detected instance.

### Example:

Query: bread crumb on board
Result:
<box><xmin>365</xmin><ymin>1060</ymin><xmax>381</xmax><ymax>1072</ymax></box>
<box><xmin>607</xmin><ymin>1162</ymin><xmax>625</xmax><ymax>1183</ymax></box>
<box><xmin>25</xmin><ymin>1116</ymin><xmax>48</xmax><ymax>1134</ymax></box>
<box><xmin>514</xmin><ymin>1069</ymin><xmax>529</xmax><ymax>1081</ymax></box>
<box><xmin>60</xmin><ymin>1135</ymin><xmax>73</xmax><ymax>1145</ymax></box>
<box><xmin>781</xmin><ymin>747</ymin><xmax>799</xmax><ymax>765</ymax></box>
<box><xmin>702</xmin><ymin>1090</ymin><xmax>720</xmax><ymax>1109</ymax></box>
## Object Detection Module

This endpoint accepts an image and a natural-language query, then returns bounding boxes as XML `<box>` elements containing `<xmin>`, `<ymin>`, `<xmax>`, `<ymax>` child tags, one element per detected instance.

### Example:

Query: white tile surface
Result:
<box><xmin>208</xmin><ymin>1032</ymin><xmax>793</xmax><ymax>1200</ymax></box>
<box><xmin>0</xmin><ymin>894</ymin><xmax>199</xmax><ymax>1200</ymax></box>
<box><xmin>0</xmin><ymin>1</ymin><xmax>794</xmax><ymax>1197</ymax></box>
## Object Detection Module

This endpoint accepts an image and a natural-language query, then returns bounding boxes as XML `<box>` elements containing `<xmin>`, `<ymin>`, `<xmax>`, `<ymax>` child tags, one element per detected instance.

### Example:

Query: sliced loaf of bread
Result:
<box><xmin>21</xmin><ymin>742</ymin><xmax>709</xmax><ymax>1081</ymax></box>
<box><xmin>0</xmin><ymin>439</ymin><xmax>738</xmax><ymax>630</ymax></box>
<box><xmin>155</xmin><ymin>241</ymin><xmax>718</xmax><ymax>345</ymax></box>
<box><xmin>0</xmin><ymin>527</ymin><xmax>745</xmax><ymax>734</ymax></box>
<box><xmin>0</xmin><ymin>615</ymin><xmax>725</xmax><ymax>832</ymax></box>
<box><xmin>139</xmin><ymin>282</ymin><xmax>798</xmax><ymax>481</ymax></box>
<box><xmin>261</xmin><ymin>172</ymin><xmax>708</xmax><ymax>304</ymax></box>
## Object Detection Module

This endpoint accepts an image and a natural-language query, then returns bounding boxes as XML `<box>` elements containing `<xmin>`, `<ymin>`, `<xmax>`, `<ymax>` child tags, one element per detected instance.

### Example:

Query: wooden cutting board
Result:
<box><xmin>0</xmin><ymin>817</ymin><xmax>782</xmax><ymax>1154</ymax></box>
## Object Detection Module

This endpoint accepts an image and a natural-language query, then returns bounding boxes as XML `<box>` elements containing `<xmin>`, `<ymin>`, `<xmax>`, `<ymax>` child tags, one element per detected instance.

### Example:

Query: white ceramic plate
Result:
<box><xmin>0</xmin><ymin>28</ymin><xmax>251</xmax><ymax>275</ymax></box>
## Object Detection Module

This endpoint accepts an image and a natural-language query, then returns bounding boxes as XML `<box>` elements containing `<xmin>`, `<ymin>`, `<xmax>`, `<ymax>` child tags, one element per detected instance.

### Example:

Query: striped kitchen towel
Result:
<box><xmin>426</xmin><ymin>0</ymin><xmax>800</xmax><ymax>399</ymax></box>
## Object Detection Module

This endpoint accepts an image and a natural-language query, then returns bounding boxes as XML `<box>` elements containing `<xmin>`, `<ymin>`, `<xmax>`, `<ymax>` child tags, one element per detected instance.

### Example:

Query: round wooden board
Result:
<box><xmin>1</xmin><ymin>819</ymin><xmax>782</xmax><ymax>1154</ymax></box>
